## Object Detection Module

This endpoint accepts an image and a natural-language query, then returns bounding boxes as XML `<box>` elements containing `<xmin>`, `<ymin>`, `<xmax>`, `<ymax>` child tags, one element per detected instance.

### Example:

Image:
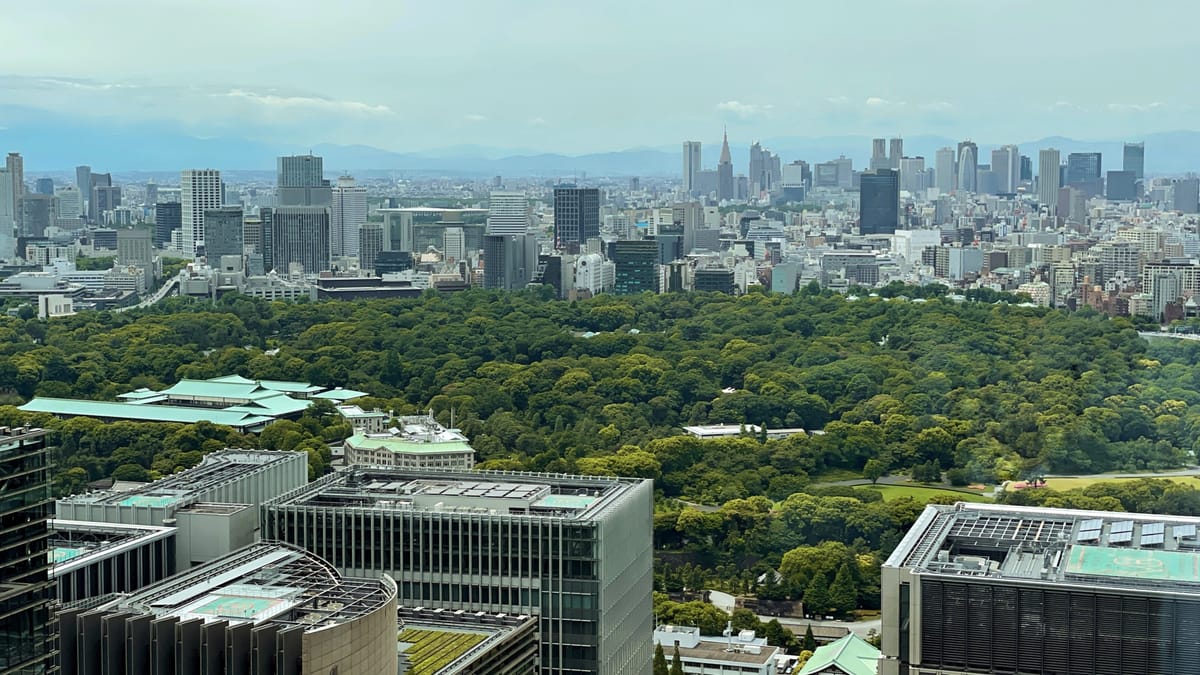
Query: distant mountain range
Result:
<box><xmin>4</xmin><ymin>119</ymin><xmax>1200</xmax><ymax>177</ymax></box>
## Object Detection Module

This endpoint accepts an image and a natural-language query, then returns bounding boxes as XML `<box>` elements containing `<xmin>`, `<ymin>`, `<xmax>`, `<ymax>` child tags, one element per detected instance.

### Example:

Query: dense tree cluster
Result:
<box><xmin>3</xmin><ymin>287</ymin><xmax>1200</xmax><ymax>617</ymax></box>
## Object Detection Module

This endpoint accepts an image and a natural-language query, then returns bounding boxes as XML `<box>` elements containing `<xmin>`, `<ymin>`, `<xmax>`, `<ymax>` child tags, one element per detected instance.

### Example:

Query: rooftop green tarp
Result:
<box><xmin>19</xmin><ymin>398</ymin><xmax>274</xmax><ymax>430</ymax></box>
<box><xmin>798</xmin><ymin>633</ymin><xmax>880</xmax><ymax>675</ymax></box>
<box><xmin>1066</xmin><ymin>544</ymin><xmax>1200</xmax><ymax>583</ymax></box>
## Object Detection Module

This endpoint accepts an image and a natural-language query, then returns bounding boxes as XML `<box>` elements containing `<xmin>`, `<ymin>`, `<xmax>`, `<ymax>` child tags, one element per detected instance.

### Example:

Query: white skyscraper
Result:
<box><xmin>443</xmin><ymin>227</ymin><xmax>465</xmax><ymax>262</ymax></box>
<box><xmin>54</xmin><ymin>185</ymin><xmax>82</xmax><ymax>222</ymax></box>
<box><xmin>1038</xmin><ymin>148</ymin><xmax>1061</xmax><ymax>216</ymax></box>
<box><xmin>0</xmin><ymin>168</ymin><xmax>14</xmax><ymax>258</ymax></box>
<box><xmin>486</xmin><ymin>191</ymin><xmax>530</xmax><ymax>235</ymax></box>
<box><xmin>181</xmin><ymin>169</ymin><xmax>222</xmax><ymax>257</ymax></box>
<box><xmin>935</xmin><ymin>147</ymin><xmax>956</xmax><ymax>193</ymax></box>
<box><xmin>330</xmin><ymin>175</ymin><xmax>367</xmax><ymax>258</ymax></box>
<box><xmin>682</xmin><ymin>141</ymin><xmax>702</xmax><ymax>194</ymax></box>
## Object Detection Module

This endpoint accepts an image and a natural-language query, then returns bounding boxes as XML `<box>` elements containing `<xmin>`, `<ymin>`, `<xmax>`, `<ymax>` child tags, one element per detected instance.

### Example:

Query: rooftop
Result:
<box><xmin>19</xmin><ymin>398</ymin><xmax>275</xmax><ymax>430</ymax></box>
<box><xmin>49</xmin><ymin>520</ymin><xmax>176</xmax><ymax>576</ymax></box>
<box><xmin>886</xmin><ymin>502</ymin><xmax>1200</xmax><ymax>593</ymax></box>
<box><xmin>267</xmin><ymin>467</ymin><xmax>642</xmax><ymax>520</ymax></box>
<box><xmin>797</xmin><ymin>633</ymin><xmax>880</xmax><ymax>675</ymax></box>
<box><xmin>653</xmin><ymin>625</ymin><xmax>778</xmax><ymax>666</ymax></box>
<box><xmin>104</xmin><ymin>541</ymin><xmax>393</xmax><ymax>630</ymax></box>
<box><xmin>397</xmin><ymin>606</ymin><xmax>536</xmax><ymax>675</ymax></box>
<box><xmin>58</xmin><ymin>449</ymin><xmax>304</xmax><ymax>507</ymax></box>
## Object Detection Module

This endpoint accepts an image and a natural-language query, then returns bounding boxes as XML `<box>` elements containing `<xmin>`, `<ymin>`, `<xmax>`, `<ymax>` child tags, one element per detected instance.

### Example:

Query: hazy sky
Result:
<box><xmin>0</xmin><ymin>0</ymin><xmax>1194</xmax><ymax>154</ymax></box>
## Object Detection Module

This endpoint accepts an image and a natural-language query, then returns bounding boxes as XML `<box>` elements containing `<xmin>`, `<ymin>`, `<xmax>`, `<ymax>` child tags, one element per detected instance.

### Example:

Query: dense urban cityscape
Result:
<box><xmin>7</xmin><ymin>1</ymin><xmax>1200</xmax><ymax>674</ymax></box>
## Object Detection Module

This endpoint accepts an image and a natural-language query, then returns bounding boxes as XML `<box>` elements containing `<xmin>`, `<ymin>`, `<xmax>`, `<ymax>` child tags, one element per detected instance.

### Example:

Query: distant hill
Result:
<box><xmin>4</xmin><ymin>114</ymin><xmax>1199</xmax><ymax>177</ymax></box>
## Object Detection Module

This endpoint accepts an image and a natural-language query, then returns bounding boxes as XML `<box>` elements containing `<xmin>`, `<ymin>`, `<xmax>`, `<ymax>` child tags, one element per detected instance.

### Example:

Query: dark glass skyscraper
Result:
<box><xmin>0</xmin><ymin>426</ymin><xmax>55</xmax><ymax>674</ymax></box>
<box><xmin>1123</xmin><ymin>142</ymin><xmax>1145</xmax><ymax>181</ymax></box>
<box><xmin>611</xmin><ymin>239</ymin><xmax>659</xmax><ymax>294</ymax></box>
<box><xmin>860</xmin><ymin>169</ymin><xmax>900</xmax><ymax>235</ymax></box>
<box><xmin>154</xmin><ymin>202</ymin><xmax>182</xmax><ymax>248</ymax></box>
<box><xmin>552</xmin><ymin>185</ymin><xmax>599</xmax><ymax>251</ymax></box>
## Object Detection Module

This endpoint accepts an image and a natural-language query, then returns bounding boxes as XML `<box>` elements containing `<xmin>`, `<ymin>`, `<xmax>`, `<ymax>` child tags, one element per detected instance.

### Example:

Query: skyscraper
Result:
<box><xmin>1123</xmin><ymin>141</ymin><xmax>1145</xmax><ymax>180</ymax></box>
<box><xmin>0</xmin><ymin>426</ymin><xmax>55</xmax><ymax>674</ymax></box>
<box><xmin>870</xmin><ymin>138</ymin><xmax>889</xmax><ymax>171</ymax></box>
<box><xmin>330</xmin><ymin>175</ymin><xmax>367</xmax><ymax>258</ymax></box>
<box><xmin>358</xmin><ymin>222</ymin><xmax>384</xmax><ymax>272</ymax></box>
<box><xmin>154</xmin><ymin>201</ymin><xmax>182</xmax><ymax>248</ymax></box>
<box><xmin>956</xmin><ymin>141</ymin><xmax>978</xmax><ymax>193</ymax></box>
<box><xmin>87</xmin><ymin>172</ymin><xmax>111</xmax><ymax>222</ymax></box>
<box><xmin>6</xmin><ymin>152</ymin><xmax>24</xmax><ymax>202</ymax></box>
<box><xmin>34</xmin><ymin>178</ymin><xmax>53</xmax><ymax>195</ymax></box>
<box><xmin>717</xmin><ymin>130</ymin><xmax>734</xmax><ymax>201</ymax></box>
<box><xmin>271</xmin><ymin>206</ymin><xmax>330</xmax><ymax>273</ymax></box>
<box><xmin>1174</xmin><ymin>178</ymin><xmax>1200</xmax><ymax>214</ymax></box>
<box><xmin>991</xmin><ymin>145</ymin><xmax>1020</xmax><ymax>194</ymax></box>
<box><xmin>0</xmin><ymin>168</ymin><xmax>14</xmax><ymax>234</ymax></box>
<box><xmin>75</xmin><ymin>165</ymin><xmax>91</xmax><ymax>217</ymax></box>
<box><xmin>181</xmin><ymin>169</ymin><xmax>221</xmax><ymax>256</ymax></box>
<box><xmin>203</xmin><ymin>205</ymin><xmax>245</xmax><ymax>262</ymax></box>
<box><xmin>1065</xmin><ymin>154</ymin><xmax>1099</xmax><ymax>189</ymax></box>
<box><xmin>553</xmin><ymin>185</ymin><xmax>600</xmax><ymax>251</ymax></box>
<box><xmin>889</xmin><ymin>137</ymin><xmax>904</xmax><ymax>170</ymax></box>
<box><xmin>92</xmin><ymin>185</ymin><xmax>121</xmax><ymax>224</ymax></box>
<box><xmin>682</xmin><ymin>141</ymin><xmax>702</xmax><ymax>194</ymax></box>
<box><xmin>54</xmin><ymin>185</ymin><xmax>81</xmax><ymax>222</ymax></box>
<box><xmin>1038</xmin><ymin>148</ymin><xmax>1062</xmax><ymax>216</ymax></box>
<box><xmin>486</xmin><ymin>191</ymin><xmax>531</xmax><ymax>236</ymax></box>
<box><xmin>277</xmin><ymin>154</ymin><xmax>332</xmax><ymax>207</ymax></box>
<box><xmin>748</xmin><ymin>141</ymin><xmax>765</xmax><ymax>194</ymax></box>
<box><xmin>935</xmin><ymin>147</ymin><xmax>956</xmax><ymax>193</ymax></box>
<box><xmin>860</xmin><ymin>169</ymin><xmax>900</xmax><ymax>235</ymax></box>
<box><xmin>484</xmin><ymin>233</ymin><xmax>537</xmax><ymax>290</ymax></box>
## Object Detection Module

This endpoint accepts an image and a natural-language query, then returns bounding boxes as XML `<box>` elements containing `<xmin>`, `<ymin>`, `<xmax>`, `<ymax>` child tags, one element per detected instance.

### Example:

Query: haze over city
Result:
<box><xmin>2</xmin><ymin>0</ymin><xmax>1197</xmax><ymax>159</ymax></box>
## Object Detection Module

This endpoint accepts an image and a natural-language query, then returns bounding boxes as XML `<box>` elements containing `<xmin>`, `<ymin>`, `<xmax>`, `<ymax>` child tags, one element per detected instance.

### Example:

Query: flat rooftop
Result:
<box><xmin>49</xmin><ymin>520</ymin><xmax>175</xmax><ymax>576</ymax></box>
<box><xmin>58</xmin><ymin>449</ymin><xmax>303</xmax><ymax>507</ymax></box>
<box><xmin>268</xmin><ymin>467</ymin><xmax>640</xmax><ymax>520</ymax></box>
<box><xmin>108</xmin><ymin>542</ymin><xmax>392</xmax><ymax>629</ymax></box>
<box><xmin>398</xmin><ymin>606</ymin><xmax>535</xmax><ymax>675</ymax></box>
<box><xmin>886</xmin><ymin>502</ymin><xmax>1200</xmax><ymax>592</ymax></box>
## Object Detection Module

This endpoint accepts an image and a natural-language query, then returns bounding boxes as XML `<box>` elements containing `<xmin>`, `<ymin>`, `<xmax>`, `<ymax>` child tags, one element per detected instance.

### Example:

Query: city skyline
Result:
<box><xmin>1</xmin><ymin>0</ymin><xmax>1197</xmax><ymax>156</ymax></box>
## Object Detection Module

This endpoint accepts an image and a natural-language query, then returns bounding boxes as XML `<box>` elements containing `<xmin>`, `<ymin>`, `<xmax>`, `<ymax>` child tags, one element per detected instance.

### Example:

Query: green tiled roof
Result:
<box><xmin>18</xmin><ymin>398</ymin><xmax>274</xmax><ymax>429</ymax></box>
<box><xmin>313</xmin><ymin>388</ymin><xmax>369</xmax><ymax>401</ymax></box>
<box><xmin>346</xmin><ymin>435</ymin><xmax>474</xmax><ymax>455</ymax></box>
<box><xmin>161</xmin><ymin>379</ymin><xmax>267</xmax><ymax>399</ymax></box>
<box><xmin>798</xmin><ymin>634</ymin><xmax>880</xmax><ymax>675</ymax></box>
<box><xmin>225</xmin><ymin>394</ymin><xmax>311</xmax><ymax>416</ymax></box>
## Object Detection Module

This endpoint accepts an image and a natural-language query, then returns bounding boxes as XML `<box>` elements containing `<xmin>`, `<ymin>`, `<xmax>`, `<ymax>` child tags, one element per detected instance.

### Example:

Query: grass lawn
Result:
<box><xmin>1041</xmin><ymin>474</ymin><xmax>1200</xmax><ymax>491</ymax></box>
<box><xmin>855</xmin><ymin>484</ymin><xmax>992</xmax><ymax>503</ymax></box>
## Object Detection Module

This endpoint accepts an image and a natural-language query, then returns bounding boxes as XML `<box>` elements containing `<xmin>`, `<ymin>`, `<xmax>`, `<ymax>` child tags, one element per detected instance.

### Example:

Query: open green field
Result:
<box><xmin>1041</xmin><ymin>474</ymin><xmax>1200</xmax><ymax>491</ymax></box>
<box><xmin>855</xmin><ymin>484</ymin><xmax>992</xmax><ymax>503</ymax></box>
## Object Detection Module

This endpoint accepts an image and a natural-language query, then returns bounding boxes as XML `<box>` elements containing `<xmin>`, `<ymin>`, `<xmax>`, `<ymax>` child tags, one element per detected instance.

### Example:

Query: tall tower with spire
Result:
<box><xmin>717</xmin><ymin>129</ymin><xmax>734</xmax><ymax>201</ymax></box>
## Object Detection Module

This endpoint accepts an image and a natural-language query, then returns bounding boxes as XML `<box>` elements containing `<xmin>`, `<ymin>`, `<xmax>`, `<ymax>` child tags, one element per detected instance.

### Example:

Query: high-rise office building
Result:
<box><xmin>682</xmin><ymin>141</ymin><xmax>702</xmax><ymax>194</ymax></box>
<box><xmin>1124</xmin><ymin>141</ymin><xmax>1145</xmax><ymax>180</ymax></box>
<box><xmin>34</xmin><ymin>178</ymin><xmax>53</xmax><ymax>195</ymax></box>
<box><xmin>0</xmin><ymin>168</ymin><xmax>14</xmax><ymax>234</ymax></box>
<box><xmin>1175</xmin><ymin>178</ymin><xmax>1200</xmax><ymax>214</ymax></box>
<box><xmin>889</xmin><ymin>137</ymin><xmax>903</xmax><ymax>170</ymax></box>
<box><xmin>748</xmin><ymin>141</ymin><xmax>765</xmax><ymax>194</ymax></box>
<box><xmin>262</xmin><ymin>467</ymin><xmax>655</xmax><ymax>675</ymax></box>
<box><xmin>0</xmin><ymin>426</ymin><xmax>55</xmax><ymax>674</ymax></box>
<box><xmin>154</xmin><ymin>201</ymin><xmax>182</xmax><ymax>248</ymax></box>
<box><xmin>18</xmin><ymin>194</ymin><xmax>55</xmax><ymax>237</ymax></box>
<box><xmin>882</xmin><ymin>502</ymin><xmax>1200</xmax><ymax>675</ymax></box>
<box><xmin>486</xmin><ymin>191</ymin><xmax>531</xmax><ymax>236</ymax></box>
<box><xmin>330</xmin><ymin>175</ymin><xmax>367</xmax><ymax>257</ymax></box>
<box><xmin>484</xmin><ymin>233</ymin><xmax>537</xmax><ymax>290</ymax></box>
<box><xmin>1038</xmin><ymin>148</ymin><xmax>1061</xmax><ymax>216</ymax></box>
<box><xmin>1106</xmin><ymin>170</ymin><xmax>1137</xmax><ymax>201</ymax></box>
<box><xmin>991</xmin><ymin>145</ymin><xmax>1020</xmax><ymax>194</ymax></box>
<box><xmin>145</xmin><ymin>180</ymin><xmax>158</xmax><ymax>206</ymax></box>
<box><xmin>87</xmin><ymin>172</ymin><xmax>111</xmax><ymax>223</ymax></box>
<box><xmin>6</xmin><ymin>153</ymin><xmax>24</xmax><ymax>202</ymax></box>
<box><xmin>203</xmin><ymin>205</ymin><xmax>245</xmax><ymax>261</ymax></box>
<box><xmin>860</xmin><ymin>169</ymin><xmax>900</xmax><ymax>235</ymax></box>
<box><xmin>443</xmin><ymin>226</ymin><xmax>466</xmax><ymax>262</ymax></box>
<box><xmin>1066</xmin><ymin>152</ymin><xmax>1103</xmax><ymax>196</ymax></box>
<box><xmin>553</xmin><ymin>185</ymin><xmax>599</xmax><ymax>251</ymax></box>
<box><xmin>181</xmin><ymin>169</ymin><xmax>222</xmax><ymax>257</ymax></box>
<box><xmin>277</xmin><ymin>154</ymin><xmax>331</xmax><ymax>207</ymax></box>
<box><xmin>870</xmin><ymin>138</ymin><xmax>889</xmax><ymax>171</ymax></box>
<box><xmin>358</xmin><ymin>222</ymin><xmax>384</xmax><ymax>272</ymax></box>
<box><xmin>271</xmin><ymin>206</ymin><xmax>330</xmax><ymax>273</ymax></box>
<box><xmin>92</xmin><ymin>185</ymin><xmax>121</xmax><ymax>224</ymax></box>
<box><xmin>717</xmin><ymin>130</ymin><xmax>734</xmax><ymax>201</ymax></box>
<box><xmin>899</xmin><ymin>156</ymin><xmax>927</xmax><ymax>194</ymax></box>
<box><xmin>75</xmin><ymin>165</ymin><xmax>91</xmax><ymax>217</ymax></box>
<box><xmin>956</xmin><ymin>141</ymin><xmax>978</xmax><ymax>193</ymax></box>
<box><xmin>935</xmin><ymin>147</ymin><xmax>956</xmax><ymax>193</ymax></box>
<box><xmin>612</xmin><ymin>239</ymin><xmax>660</xmax><ymax>294</ymax></box>
<box><xmin>1020</xmin><ymin>155</ymin><xmax>1033</xmax><ymax>182</ymax></box>
<box><xmin>117</xmin><ymin>228</ymin><xmax>153</xmax><ymax>269</ymax></box>
<box><xmin>54</xmin><ymin>185</ymin><xmax>81</xmax><ymax>222</ymax></box>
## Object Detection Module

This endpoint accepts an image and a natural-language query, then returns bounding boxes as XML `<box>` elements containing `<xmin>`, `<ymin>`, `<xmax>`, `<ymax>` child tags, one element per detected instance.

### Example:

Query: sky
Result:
<box><xmin>0</xmin><ymin>0</ymin><xmax>1195</xmax><ymax>155</ymax></box>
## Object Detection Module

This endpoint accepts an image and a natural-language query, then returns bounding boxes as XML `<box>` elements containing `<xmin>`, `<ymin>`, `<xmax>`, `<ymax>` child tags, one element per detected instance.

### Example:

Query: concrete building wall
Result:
<box><xmin>303</xmin><ymin>575</ymin><xmax>398</xmax><ymax>675</ymax></box>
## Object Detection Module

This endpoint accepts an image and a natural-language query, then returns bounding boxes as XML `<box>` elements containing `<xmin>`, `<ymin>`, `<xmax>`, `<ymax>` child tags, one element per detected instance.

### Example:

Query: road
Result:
<box><xmin>1140</xmin><ymin>331</ymin><xmax>1200</xmax><ymax>341</ymax></box>
<box><xmin>708</xmin><ymin>590</ymin><xmax>879</xmax><ymax>638</ymax></box>
<box><xmin>115</xmin><ymin>276</ymin><xmax>179</xmax><ymax>313</ymax></box>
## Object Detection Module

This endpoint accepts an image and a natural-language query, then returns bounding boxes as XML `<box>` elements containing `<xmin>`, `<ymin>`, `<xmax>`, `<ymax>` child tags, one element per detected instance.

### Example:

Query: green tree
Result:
<box><xmin>828</xmin><ymin>562</ymin><xmax>859</xmax><ymax>616</ymax></box>
<box><xmin>863</xmin><ymin>458</ymin><xmax>887</xmax><ymax>484</ymax></box>
<box><xmin>802</xmin><ymin>624</ymin><xmax>817</xmax><ymax>652</ymax></box>
<box><xmin>653</xmin><ymin>643</ymin><xmax>668</xmax><ymax>675</ymax></box>
<box><xmin>804</xmin><ymin>575</ymin><xmax>830</xmax><ymax>617</ymax></box>
<box><xmin>670</xmin><ymin>645</ymin><xmax>685</xmax><ymax>675</ymax></box>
